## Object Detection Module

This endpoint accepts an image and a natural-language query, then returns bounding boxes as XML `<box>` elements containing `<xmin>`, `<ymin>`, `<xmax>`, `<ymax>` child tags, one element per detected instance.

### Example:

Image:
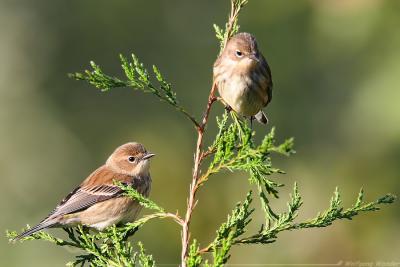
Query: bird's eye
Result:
<box><xmin>128</xmin><ymin>156</ymin><xmax>135</xmax><ymax>163</ymax></box>
<box><xmin>235</xmin><ymin>50</ymin><xmax>243</xmax><ymax>57</ymax></box>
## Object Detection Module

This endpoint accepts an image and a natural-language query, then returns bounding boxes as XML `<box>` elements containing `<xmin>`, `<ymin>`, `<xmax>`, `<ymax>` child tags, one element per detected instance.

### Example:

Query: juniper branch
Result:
<box><xmin>69</xmin><ymin>54</ymin><xmax>200</xmax><ymax>129</ymax></box>
<box><xmin>114</xmin><ymin>180</ymin><xmax>165</xmax><ymax>213</ymax></box>
<box><xmin>234</xmin><ymin>186</ymin><xmax>396</xmax><ymax>245</ymax></box>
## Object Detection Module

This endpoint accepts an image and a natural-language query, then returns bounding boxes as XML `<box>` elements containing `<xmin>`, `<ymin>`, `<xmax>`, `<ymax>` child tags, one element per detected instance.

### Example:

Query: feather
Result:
<box><xmin>255</xmin><ymin>111</ymin><xmax>268</xmax><ymax>125</ymax></box>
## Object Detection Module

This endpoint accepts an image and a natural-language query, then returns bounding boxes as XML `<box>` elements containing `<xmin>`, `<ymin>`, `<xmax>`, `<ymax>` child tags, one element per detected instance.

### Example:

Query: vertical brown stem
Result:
<box><xmin>180</xmin><ymin>2</ymin><xmax>246</xmax><ymax>264</ymax></box>
<box><xmin>181</xmin><ymin>84</ymin><xmax>216</xmax><ymax>266</ymax></box>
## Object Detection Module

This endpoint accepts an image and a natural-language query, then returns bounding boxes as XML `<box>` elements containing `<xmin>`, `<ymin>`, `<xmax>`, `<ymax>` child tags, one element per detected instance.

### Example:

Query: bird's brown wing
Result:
<box><xmin>43</xmin><ymin>184</ymin><xmax>124</xmax><ymax>220</ymax></box>
<box><xmin>13</xmin><ymin>184</ymin><xmax>125</xmax><ymax>240</ymax></box>
<box><xmin>43</xmin><ymin>166</ymin><xmax>138</xmax><ymax>221</ymax></box>
<box><xmin>13</xmin><ymin>166</ymin><xmax>145</xmax><ymax>240</ymax></box>
<box><xmin>260</xmin><ymin>54</ymin><xmax>273</xmax><ymax>105</ymax></box>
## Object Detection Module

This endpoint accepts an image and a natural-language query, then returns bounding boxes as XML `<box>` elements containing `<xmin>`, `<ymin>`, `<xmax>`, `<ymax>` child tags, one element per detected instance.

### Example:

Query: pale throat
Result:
<box><xmin>224</xmin><ymin>57</ymin><xmax>256</xmax><ymax>75</ymax></box>
<box><xmin>132</xmin><ymin>160</ymin><xmax>151</xmax><ymax>176</ymax></box>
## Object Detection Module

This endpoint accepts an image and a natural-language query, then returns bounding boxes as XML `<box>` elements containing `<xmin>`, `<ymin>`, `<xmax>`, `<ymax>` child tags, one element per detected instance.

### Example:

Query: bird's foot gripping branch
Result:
<box><xmin>8</xmin><ymin>0</ymin><xmax>396</xmax><ymax>266</ymax></box>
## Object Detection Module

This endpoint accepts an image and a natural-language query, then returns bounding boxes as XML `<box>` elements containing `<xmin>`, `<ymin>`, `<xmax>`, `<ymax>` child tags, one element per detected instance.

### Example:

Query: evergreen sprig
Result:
<box><xmin>195</xmin><ymin>191</ymin><xmax>254</xmax><ymax>258</ymax></box>
<box><xmin>8</xmin><ymin>225</ymin><xmax>154</xmax><ymax>267</ymax></box>
<box><xmin>8</xmin><ymin>0</ymin><xmax>396</xmax><ymax>266</ymax></box>
<box><xmin>114</xmin><ymin>180</ymin><xmax>164</xmax><ymax>213</ymax></box>
<box><xmin>232</xmin><ymin>186</ymin><xmax>396</xmax><ymax>245</ymax></box>
<box><xmin>69</xmin><ymin>54</ymin><xmax>200</xmax><ymax>128</ymax></box>
<box><xmin>293</xmin><ymin>188</ymin><xmax>396</xmax><ymax>229</ymax></box>
<box><xmin>214</xmin><ymin>191</ymin><xmax>254</xmax><ymax>244</ymax></box>
<box><xmin>202</xmin><ymin>113</ymin><xmax>294</xmax><ymax>224</ymax></box>
<box><xmin>191</xmin><ymin>184</ymin><xmax>395</xmax><ymax>262</ymax></box>
<box><xmin>187</xmin><ymin>240</ymin><xmax>202</xmax><ymax>267</ymax></box>
<box><xmin>214</xmin><ymin>0</ymin><xmax>249</xmax><ymax>51</ymax></box>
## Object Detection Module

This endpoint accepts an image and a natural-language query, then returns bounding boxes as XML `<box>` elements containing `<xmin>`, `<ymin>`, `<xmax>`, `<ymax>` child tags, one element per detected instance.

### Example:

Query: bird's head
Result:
<box><xmin>223</xmin><ymin>32</ymin><xmax>261</xmax><ymax>70</ymax></box>
<box><xmin>106</xmin><ymin>142</ymin><xmax>155</xmax><ymax>176</ymax></box>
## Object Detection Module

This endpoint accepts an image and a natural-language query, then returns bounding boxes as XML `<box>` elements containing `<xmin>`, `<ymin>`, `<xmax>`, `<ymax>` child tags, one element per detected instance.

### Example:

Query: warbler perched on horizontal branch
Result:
<box><xmin>213</xmin><ymin>32</ymin><xmax>273</xmax><ymax>124</ymax></box>
<box><xmin>14</xmin><ymin>142</ymin><xmax>155</xmax><ymax>240</ymax></box>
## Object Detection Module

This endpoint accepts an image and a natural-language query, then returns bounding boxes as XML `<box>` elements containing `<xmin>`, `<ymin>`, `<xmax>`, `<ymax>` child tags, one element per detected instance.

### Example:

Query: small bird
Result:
<box><xmin>213</xmin><ymin>32</ymin><xmax>273</xmax><ymax>124</ymax></box>
<box><xmin>14</xmin><ymin>142</ymin><xmax>155</xmax><ymax>240</ymax></box>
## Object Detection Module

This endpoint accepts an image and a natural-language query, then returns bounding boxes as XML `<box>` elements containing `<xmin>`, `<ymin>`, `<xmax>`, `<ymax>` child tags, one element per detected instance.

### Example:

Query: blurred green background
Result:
<box><xmin>1</xmin><ymin>0</ymin><xmax>399</xmax><ymax>266</ymax></box>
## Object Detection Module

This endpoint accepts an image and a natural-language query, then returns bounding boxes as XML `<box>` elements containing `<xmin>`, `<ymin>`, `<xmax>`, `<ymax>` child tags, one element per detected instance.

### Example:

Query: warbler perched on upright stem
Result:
<box><xmin>14</xmin><ymin>142</ymin><xmax>155</xmax><ymax>240</ymax></box>
<box><xmin>213</xmin><ymin>32</ymin><xmax>273</xmax><ymax>124</ymax></box>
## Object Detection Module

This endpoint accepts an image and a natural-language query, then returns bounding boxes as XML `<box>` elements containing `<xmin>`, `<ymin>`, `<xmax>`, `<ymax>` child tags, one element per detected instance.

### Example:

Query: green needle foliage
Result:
<box><xmin>69</xmin><ymin>54</ymin><xmax>199</xmax><ymax>128</ymax></box>
<box><xmin>8</xmin><ymin>0</ymin><xmax>396</xmax><ymax>266</ymax></box>
<box><xmin>69</xmin><ymin>55</ymin><xmax>177</xmax><ymax>106</ymax></box>
<box><xmin>114</xmin><ymin>180</ymin><xmax>164</xmax><ymax>213</ymax></box>
<box><xmin>7</xmin><ymin>224</ymin><xmax>155</xmax><ymax>266</ymax></box>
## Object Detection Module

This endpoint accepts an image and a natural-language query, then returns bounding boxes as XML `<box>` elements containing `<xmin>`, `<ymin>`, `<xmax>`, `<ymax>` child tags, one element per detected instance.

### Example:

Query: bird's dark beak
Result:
<box><xmin>248</xmin><ymin>54</ymin><xmax>259</xmax><ymax>62</ymax></box>
<box><xmin>142</xmin><ymin>153</ymin><xmax>155</xmax><ymax>160</ymax></box>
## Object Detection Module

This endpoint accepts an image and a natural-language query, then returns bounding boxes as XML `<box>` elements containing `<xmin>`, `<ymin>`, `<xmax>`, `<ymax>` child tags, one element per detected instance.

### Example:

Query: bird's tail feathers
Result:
<box><xmin>12</xmin><ymin>220</ymin><xmax>55</xmax><ymax>241</ymax></box>
<box><xmin>255</xmin><ymin>111</ymin><xmax>268</xmax><ymax>125</ymax></box>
